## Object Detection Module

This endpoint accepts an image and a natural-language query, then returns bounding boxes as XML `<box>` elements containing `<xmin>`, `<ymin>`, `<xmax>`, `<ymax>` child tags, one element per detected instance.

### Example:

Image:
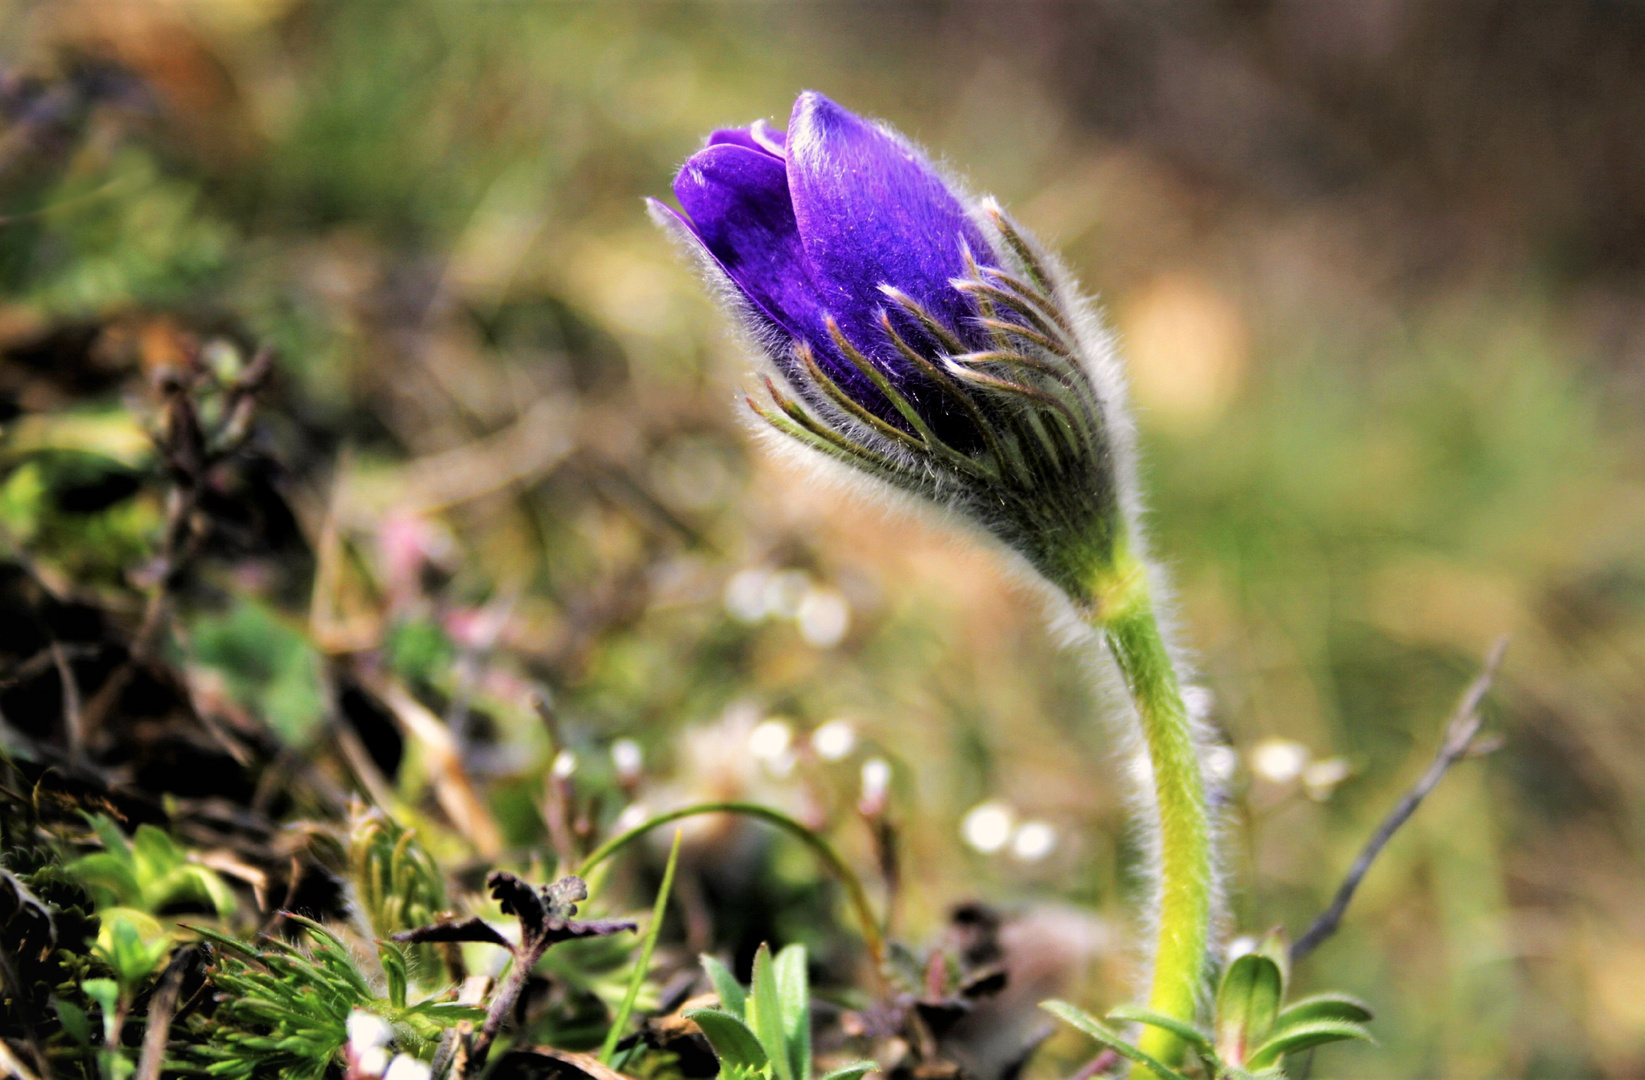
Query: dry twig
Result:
<box><xmin>1291</xmin><ymin>636</ymin><xmax>1509</xmax><ymax>962</ymax></box>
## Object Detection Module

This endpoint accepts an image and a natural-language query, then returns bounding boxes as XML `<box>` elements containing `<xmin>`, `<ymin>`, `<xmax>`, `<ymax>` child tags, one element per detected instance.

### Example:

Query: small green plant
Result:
<box><xmin>1043</xmin><ymin>932</ymin><xmax>1372</xmax><ymax>1079</ymax></box>
<box><xmin>76</xmin><ymin>909</ymin><xmax>174</xmax><ymax>1080</ymax></box>
<box><xmin>686</xmin><ymin>944</ymin><xmax>875</xmax><ymax>1080</ymax></box>
<box><xmin>187</xmin><ymin>914</ymin><xmax>482</xmax><ymax>1080</ymax></box>
<box><xmin>68</xmin><ymin>815</ymin><xmax>236</xmax><ymax>920</ymax></box>
<box><xmin>348</xmin><ymin>805</ymin><xmax>449</xmax><ymax>941</ymax></box>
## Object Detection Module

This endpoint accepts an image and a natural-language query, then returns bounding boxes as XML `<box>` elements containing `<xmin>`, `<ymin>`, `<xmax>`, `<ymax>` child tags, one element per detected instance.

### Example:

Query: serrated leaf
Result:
<box><xmin>1105</xmin><ymin>1004</ymin><xmax>1214</xmax><ymax>1058</ymax></box>
<box><xmin>1273</xmin><ymin>992</ymin><xmax>1373</xmax><ymax>1029</ymax></box>
<box><xmin>1040</xmin><ymin>1000</ymin><xmax>1190</xmax><ymax>1080</ymax></box>
<box><xmin>702</xmin><ymin>954</ymin><xmax>747</xmax><ymax>1018</ymax></box>
<box><xmin>1215</xmin><ymin>952</ymin><xmax>1283</xmax><ymax>1066</ymax></box>
<box><xmin>775</xmin><ymin>944</ymin><xmax>810</xmax><ymax>1080</ymax></box>
<box><xmin>687</xmin><ymin>1008</ymin><xmax>770</xmax><ymax>1074</ymax></box>
<box><xmin>1246</xmin><ymin>1019</ymin><xmax>1374</xmax><ymax>1069</ymax></box>
<box><xmin>749</xmin><ymin>944</ymin><xmax>793</xmax><ymax>1080</ymax></box>
<box><xmin>817</xmin><ymin>1062</ymin><xmax>877</xmax><ymax>1080</ymax></box>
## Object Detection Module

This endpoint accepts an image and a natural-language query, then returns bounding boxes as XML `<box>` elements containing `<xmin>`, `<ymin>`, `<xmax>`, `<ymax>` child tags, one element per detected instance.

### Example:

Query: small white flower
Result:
<box><xmin>383</xmin><ymin>1055</ymin><xmax>432</xmax><ymax>1080</ymax></box>
<box><xmin>347</xmin><ymin>1011</ymin><xmax>392</xmax><ymax>1052</ymax></box>
<box><xmin>748</xmin><ymin>718</ymin><xmax>794</xmax><ymax>761</ymax></box>
<box><xmin>1011</xmin><ymin>821</ymin><xmax>1057</xmax><ymax>862</ymax></box>
<box><xmin>1302</xmin><ymin>757</ymin><xmax>1353</xmax><ymax>801</ymax></box>
<box><xmin>1250</xmin><ymin>738</ymin><xmax>1310</xmax><ymax>785</ymax></box>
<box><xmin>811</xmin><ymin>719</ymin><xmax>858</xmax><ymax>761</ymax></box>
<box><xmin>552</xmin><ymin>749</ymin><xmax>578</xmax><ymax>779</ymax></box>
<box><xmin>614</xmin><ymin>802</ymin><xmax>650</xmax><ymax>833</ymax></box>
<box><xmin>961</xmin><ymin>801</ymin><xmax>1015</xmax><ymax>854</ymax></box>
<box><xmin>796</xmin><ymin>586</ymin><xmax>850</xmax><ymax>648</ymax></box>
<box><xmin>860</xmin><ymin>757</ymin><xmax>892</xmax><ymax>805</ymax></box>
<box><xmin>611</xmin><ymin>738</ymin><xmax>643</xmax><ymax>782</ymax></box>
<box><xmin>763</xmin><ymin>569</ymin><xmax>811</xmax><ymax>619</ymax></box>
<box><xmin>1225</xmin><ymin>935</ymin><xmax>1258</xmax><ymax>963</ymax></box>
<box><xmin>724</xmin><ymin>568</ymin><xmax>772</xmax><ymax>622</ymax></box>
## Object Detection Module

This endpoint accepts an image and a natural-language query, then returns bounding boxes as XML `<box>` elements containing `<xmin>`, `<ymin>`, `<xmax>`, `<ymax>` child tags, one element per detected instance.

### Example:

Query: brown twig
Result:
<box><xmin>78</xmin><ymin>347</ymin><xmax>274</xmax><ymax>742</ymax></box>
<box><xmin>134</xmin><ymin>948</ymin><xmax>192</xmax><ymax>1080</ymax></box>
<box><xmin>1290</xmin><ymin>636</ymin><xmax>1509</xmax><ymax>962</ymax></box>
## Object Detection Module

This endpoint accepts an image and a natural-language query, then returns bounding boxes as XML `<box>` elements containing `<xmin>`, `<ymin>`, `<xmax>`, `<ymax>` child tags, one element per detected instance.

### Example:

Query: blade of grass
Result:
<box><xmin>599</xmin><ymin>828</ymin><xmax>682</xmax><ymax>1065</ymax></box>
<box><xmin>577</xmin><ymin>802</ymin><xmax>885</xmax><ymax>973</ymax></box>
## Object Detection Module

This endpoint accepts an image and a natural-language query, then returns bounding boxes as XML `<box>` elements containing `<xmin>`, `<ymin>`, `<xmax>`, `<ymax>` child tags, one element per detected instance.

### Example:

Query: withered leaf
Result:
<box><xmin>393</xmin><ymin>916</ymin><xmax>511</xmax><ymax>949</ymax></box>
<box><xmin>488</xmin><ymin>871</ymin><xmax>546</xmax><ymax>941</ymax></box>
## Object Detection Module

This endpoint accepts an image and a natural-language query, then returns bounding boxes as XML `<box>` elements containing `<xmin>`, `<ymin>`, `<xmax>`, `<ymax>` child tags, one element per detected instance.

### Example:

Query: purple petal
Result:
<box><xmin>785</xmin><ymin>91</ymin><xmax>995</xmax><ymax>359</ymax></box>
<box><xmin>672</xmin><ymin>143</ymin><xmax>826</xmax><ymax>345</ymax></box>
<box><xmin>707</xmin><ymin>121</ymin><xmax>785</xmax><ymax>160</ymax></box>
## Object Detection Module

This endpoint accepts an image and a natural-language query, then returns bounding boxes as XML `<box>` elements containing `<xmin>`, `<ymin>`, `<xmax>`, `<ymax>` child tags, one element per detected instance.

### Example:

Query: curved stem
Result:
<box><xmin>1086</xmin><ymin>557</ymin><xmax>1212</xmax><ymax>1073</ymax></box>
<box><xmin>576</xmin><ymin>801</ymin><xmax>886</xmax><ymax>971</ymax></box>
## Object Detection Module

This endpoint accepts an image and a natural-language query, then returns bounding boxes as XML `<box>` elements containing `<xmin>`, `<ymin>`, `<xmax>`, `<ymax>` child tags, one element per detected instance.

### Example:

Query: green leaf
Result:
<box><xmin>83</xmin><ymin>978</ymin><xmax>120</xmax><ymax>1041</ymax></box>
<box><xmin>131</xmin><ymin>825</ymin><xmax>184</xmax><ymax>887</ymax></box>
<box><xmin>86</xmin><ymin>815</ymin><xmax>132</xmax><ymax>862</ymax></box>
<box><xmin>748</xmin><ymin>944</ymin><xmax>794</xmax><ymax>1080</ymax></box>
<box><xmin>99</xmin><ymin>1046</ymin><xmax>136</xmax><ymax>1080</ymax></box>
<box><xmin>1105</xmin><ymin>1004</ymin><xmax>1214</xmax><ymax>1058</ymax></box>
<box><xmin>774</xmin><ymin>944</ymin><xmax>810</xmax><ymax>1080</ymax></box>
<box><xmin>95</xmin><ymin>908</ymin><xmax>169</xmax><ymax>989</ymax></box>
<box><xmin>817</xmin><ymin>1063</ymin><xmax>878</xmax><ymax>1080</ymax></box>
<box><xmin>600</xmin><ymin>828</ymin><xmax>682</xmax><ymax>1065</ymax></box>
<box><xmin>1214</xmin><ymin>952</ymin><xmax>1283</xmax><ymax>1066</ymax></box>
<box><xmin>185</xmin><ymin>865</ymin><xmax>239</xmax><ymax>917</ymax></box>
<box><xmin>687</xmin><ymin>1009</ymin><xmax>770</xmax><ymax>1075</ymax></box>
<box><xmin>1273</xmin><ymin>993</ymin><xmax>1373</xmax><ymax>1029</ymax></box>
<box><xmin>1247</xmin><ymin>1019</ymin><xmax>1374</xmax><ymax>1070</ymax></box>
<box><xmin>1254</xmin><ymin>929</ymin><xmax>1290</xmax><ymax>997</ymax></box>
<box><xmin>1040</xmin><ymin>1000</ymin><xmax>1190</xmax><ymax>1080</ymax></box>
<box><xmin>56</xmin><ymin>997</ymin><xmax>92</xmax><ymax>1046</ymax></box>
<box><xmin>701</xmin><ymin>955</ymin><xmax>747</xmax><ymax>1018</ymax></box>
<box><xmin>67</xmin><ymin>853</ymin><xmax>142</xmax><ymax>909</ymax></box>
<box><xmin>379</xmin><ymin>942</ymin><xmax>408</xmax><ymax>1009</ymax></box>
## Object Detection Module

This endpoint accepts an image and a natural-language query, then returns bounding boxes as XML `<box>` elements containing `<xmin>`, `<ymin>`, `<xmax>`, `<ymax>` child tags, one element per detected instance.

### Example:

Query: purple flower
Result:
<box><xmin>651</xmin><ymin>91</ymin><xmax>1005</xmax><ymax>445</ymax></box>
<box><xmin>652</xmin><ymin>92</ymin><xmax>1129</xmax><ymax>600</ymax></box>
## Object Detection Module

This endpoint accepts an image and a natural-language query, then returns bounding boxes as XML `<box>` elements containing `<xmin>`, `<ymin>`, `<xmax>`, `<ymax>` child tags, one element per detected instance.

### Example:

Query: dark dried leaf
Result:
<box><xmin>959</xmin><ymin>967</ymin><xmax>1007</xmax><ymax>999</ymax></box>
<box><xmin>488</xmin><ymin>871</ymin><xmax>547</xmax><ymax>941</ymax></box>
<box><xmin>542</xmin><ymin>917</ymin><xmax>637</xmax><ymax>947</ymax></box>
<box><xmin>914</xmin><ymin>999</ymin><xmax>971</xmax><ymax>1038</ymax></box>
<box><xmin>394</xmin><ymin>916</ymin><xmax>511</xmax><ymax>949</ymax></box>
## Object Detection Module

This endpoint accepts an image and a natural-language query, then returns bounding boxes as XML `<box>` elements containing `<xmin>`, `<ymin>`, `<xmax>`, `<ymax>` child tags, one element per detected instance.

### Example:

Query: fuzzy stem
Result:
<box><xmin>1085</xmin><ymin>555</ymin><xmax>1211</xmax><ymax>1073</ymax></box>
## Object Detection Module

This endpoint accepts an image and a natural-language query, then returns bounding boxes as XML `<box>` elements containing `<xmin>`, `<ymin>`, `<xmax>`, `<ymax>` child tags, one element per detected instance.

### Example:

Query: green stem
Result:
<box><xmin>1087</xmin><ymin>556</ymin><xmax>1212</xmax><ymax>1073</ymax></box>
<box><xmin>576</xmin><ymin>801</ymin><xmax>886</xmax><ymax>971</ymax></box>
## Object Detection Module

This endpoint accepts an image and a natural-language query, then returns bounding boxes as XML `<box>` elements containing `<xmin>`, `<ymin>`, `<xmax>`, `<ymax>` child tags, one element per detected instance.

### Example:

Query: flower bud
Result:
<box><xmin>652</xmin><ymin>91</ymin><xmax>1131</xmax><ymax>603</ymax></box>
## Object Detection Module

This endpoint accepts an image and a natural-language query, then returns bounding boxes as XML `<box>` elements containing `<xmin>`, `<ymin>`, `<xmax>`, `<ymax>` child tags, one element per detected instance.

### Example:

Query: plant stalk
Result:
<box><xmin>1085</xmin><ymin>555</ymin><xmax>1212</xmax><ymax>1072</ymax></box>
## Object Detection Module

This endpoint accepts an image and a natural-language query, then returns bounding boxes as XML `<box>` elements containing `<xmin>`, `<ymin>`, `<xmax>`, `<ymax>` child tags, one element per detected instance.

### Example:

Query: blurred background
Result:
<box><xmin>2</xmin><ymin>1</ymin><xmax>1643</xmax><ymax>1077</ymax></box>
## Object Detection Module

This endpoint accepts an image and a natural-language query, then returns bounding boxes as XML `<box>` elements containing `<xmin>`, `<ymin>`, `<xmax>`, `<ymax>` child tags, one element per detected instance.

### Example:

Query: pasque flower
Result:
<box><xmin>648</xmin><ymin>90</ymin><xmax>1125</xmax><ymax>601</ymax></box>
<box><xmin>653</xmin><ymin>92</ymin><xmax>1214</xmax><ymax>1072</ymax></box>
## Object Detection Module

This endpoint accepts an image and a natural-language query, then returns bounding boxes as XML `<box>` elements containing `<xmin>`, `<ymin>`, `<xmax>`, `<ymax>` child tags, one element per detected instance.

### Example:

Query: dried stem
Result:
<box><xmin>1290</xmin><ymin>636</ymin><xmax>1509</xmax><ymax>963</ymax></box>
<box><xmin>134</xmin><ymin>949</ymin><xmax>191</xmax><ymax>1080</ymax></box>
